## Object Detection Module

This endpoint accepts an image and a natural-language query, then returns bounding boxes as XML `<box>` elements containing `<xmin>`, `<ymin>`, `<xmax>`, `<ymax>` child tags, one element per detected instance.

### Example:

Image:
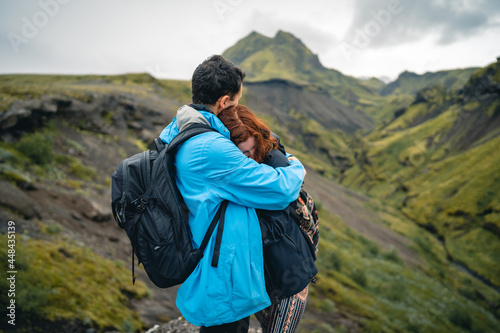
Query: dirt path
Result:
<box><xmin>304</xmin><ymin>170</ymin><xmax>421</xmax><ymax>267</ymax></box>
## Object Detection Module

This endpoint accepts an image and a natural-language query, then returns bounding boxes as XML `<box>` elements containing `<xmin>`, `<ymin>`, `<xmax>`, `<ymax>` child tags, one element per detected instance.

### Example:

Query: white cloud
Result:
<box><xmin>0</xmin><ymin>0</ymin><xmax>499</xmax><ymax>80</ymax></box>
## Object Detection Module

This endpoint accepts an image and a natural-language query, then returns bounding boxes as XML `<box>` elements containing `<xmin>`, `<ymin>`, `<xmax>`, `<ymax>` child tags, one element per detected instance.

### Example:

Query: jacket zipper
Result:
<box><xmin>285</xmin><ymin>233</ymin><xmax>301</xmax><ymax>255</ymax></box>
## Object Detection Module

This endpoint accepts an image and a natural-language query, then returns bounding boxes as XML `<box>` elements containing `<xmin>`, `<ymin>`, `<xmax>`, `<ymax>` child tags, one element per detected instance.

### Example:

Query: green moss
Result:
<box><xmin>66</xmin><ymin>139</ymin><xmax>87</xmax><ymax>154</ymax></box>
<box><xmin>69</xmin><ymin>158</ymin><xmax>96</xmax><ymax>181</ymax></box>
<box><xmin>54</xmin><ymin>154</ymin><xmax>97</xmax><ymax>182</ymax></box>
<box><xmin>486</xmin><ymin>98</ymin><xmax>500</xmax><ymax>117</ymax></box>
<box><xmin>15</xmin><ymin>132</ymin><xmax>54</xmax><ymax>165</ymax></box>
<box><xmin>448</xmin><ymin>305</ymin><xmax>473</xmax><ymax>330</ymax></box>
<box><xmin>0</xmin><ymin>235</ymin><xmax>149</xmax><ymax>331</ymax></box>
<box><xmin>157</xmin><ymin>79</ymin><xmax>192</xmax><ymax>102</ymax></box>
<box><xmin>133</xmin><ymin>139</ymin><xmax>148</xmax><ymax>152</ymax></box>
<box><xmin>307</xmin><ymin>206</ymin><xmax>500</xmax><ymax>333</ymax></box>
<box><xmin>404</xmin><ymin>135</ymin><xmax>500</xmax><ymax>222</ymax></box>
<box><xmin>42</xmin><ymin>224</ymin><xmax>63</xmax><ymax>235</ymax></box>
<box><xmin>349</xmin><ymin>269</ymin><xmax>368</xmax><ymax>287</ymax></box>
<box><xmin>339</xmin><ymin>86</ymin><xmax>500</xmax><ymax>291</ymax></box>
<box><xmin>65</xmin><ymin>179</ymin><xmax>84</xmax><ymax>190</ymax></box>
<box><xmin>381</xmin><ymin>247</ymin><xmax>404</xmax><ymax>265</ymax></box>
<box><xmin>385</xmin><ymin>103</ymin><xmax>429</xmax><ymax>131</ymax></box>
<box><xmin>0</xmin><ymin>163</ymin><xmax>33</xmax><ymax>183</ymax></box>
<box><xmin>446</xmin><ymin>228</ymin><xmax>500</xmax><ymax>286</ymax></box>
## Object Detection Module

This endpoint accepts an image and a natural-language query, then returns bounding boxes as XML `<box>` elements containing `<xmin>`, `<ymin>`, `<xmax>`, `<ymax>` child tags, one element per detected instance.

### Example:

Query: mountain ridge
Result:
<box><xmin>381</xmin><ymin>67</ymin><xmax>481</xmax><ymax>96</ymax></box>
<box><xmin>222</xmin><ymin>30</ymin><xmax>371</xmax><ymax>92</ymax></box>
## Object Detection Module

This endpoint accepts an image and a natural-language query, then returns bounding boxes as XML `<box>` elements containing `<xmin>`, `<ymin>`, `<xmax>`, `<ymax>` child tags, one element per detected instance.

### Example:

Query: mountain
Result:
<box><xmin>223</xmin><ymin>31</ymin><xmax>376</xmax><ymax>133</ymax></box>
<box><xmin>359</xmin><ymin>77</ymin><xmax>387</xmax><ymax>93</ymax></box>
<box><xmin>223</xmin><ymin>30</ymin><xmax>330</xmax><ymax>84</ymax></box>
<box><xmin>381</xmin><ymin>68</ymin><xmax>480</xmax><ymax>96</ymax></box>
<box><xmin>340</xmin><ymin>58</ymin><xmax>500</xmax><ymax>287</ymax></box>
<box><xmin>223</xmin><ymin>31</ymin><xmax>394</xmax><ymax>123</ymax></box>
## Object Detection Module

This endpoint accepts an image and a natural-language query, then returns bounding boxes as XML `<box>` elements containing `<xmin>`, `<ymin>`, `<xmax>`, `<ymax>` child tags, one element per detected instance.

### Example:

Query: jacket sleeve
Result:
<box><xmin>202</xmin><ymin>134</ymin><xmax>305</xmax><ymax>210</ymax></box>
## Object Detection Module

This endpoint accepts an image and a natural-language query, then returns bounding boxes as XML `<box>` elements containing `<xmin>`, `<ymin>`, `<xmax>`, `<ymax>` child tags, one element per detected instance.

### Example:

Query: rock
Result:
<box><xmin>146</xmin><ymin>317</ymin><xmax>199</xmax><ymax>333</ymax></box>
<box><xmin>128</xmin><ymin>121</ymin><xmax>143</xmax><ymax>130</ymax></box>
<box><xmin>145</xmin><ymin>317</ymin><xmax>262</xmax><ymax>333</ymax></box>
<box><xmin>0</xmin><ymin>181</ymin><xmax>40</xmax><ymax>219</ymax></box>
<box><xmin>0</xmin><ymin>108</ymin><xmax>32</xmax><ymax>129</ymax></box>
<box><xmin>1</xmin><ymin>92</ymin><xmax>173</xmax><ymax>139</ymax></box>
<box><xmin>82</xmin><ymin>197</ymin><xmax>112</xmax><ymax>222</ymax></box>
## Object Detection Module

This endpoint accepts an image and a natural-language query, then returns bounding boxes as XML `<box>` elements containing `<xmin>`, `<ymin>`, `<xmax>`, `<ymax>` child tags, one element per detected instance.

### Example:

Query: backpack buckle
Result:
<box><xmin>135</xmin><ymin>196</ymin><xmax>149</xmax><ymax>213</ymax></box>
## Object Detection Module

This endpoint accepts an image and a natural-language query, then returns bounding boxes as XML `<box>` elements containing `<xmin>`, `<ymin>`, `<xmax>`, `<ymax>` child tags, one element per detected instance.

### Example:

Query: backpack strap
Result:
<box><xmin>211</xmin><ymin>200</ymin><xmax>228</xmax><ymax>267</ymax></box>
<box><xmin>154</xmin><ymin>137</ymin><xmax>165</xmax><ymax>152</ymax></box>
<box><xmin>165</xmin><ymin>123</ymin><xmax>226</xmax><ymax>266</ymax></box>
<box><xmin>166</xmin><ymin>123</ymin><xmax>217</xmax><ymax>153</ymax></box>
<box><xmin>197</xmin><ymin>200</ymin><xmax>229</xmax><ymax>268</ymax></box>
<box><xmin>131</xmin><ymin>123</ymin><xmax>216</xmax><ymax>223</ymax></box>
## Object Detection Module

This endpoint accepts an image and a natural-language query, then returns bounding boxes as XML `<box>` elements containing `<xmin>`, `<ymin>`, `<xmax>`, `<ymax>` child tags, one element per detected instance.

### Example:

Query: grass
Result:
<box><xmin>15</xmin><ymin>132</ymin><xmax>54</xmax><ymax>165</ymax></box>
<box><xmin>305</xmin><ymin>207</ymin><xmax>500</xmax><ymax>333</ymax></box>
<box><xmin>336</xmin><ymin>74</ymin><xmax>500</xmax><ymax>289</ymax></box>
<box><xmin>401</xmin><ymin>136</ymin><xmax>500</xmax><ymax>285</ymax></box>
<box><xmin>446</xmin><ymin>228</ymin><xmax>500</xmax><ymax>286</ymax></box>
<box><xmin>0</xmin><ymin>235</ymin><xmax>150</xmax><ymax>332</ymax></box>
<box><xmin>1</xmin><ymin>126</ymin><xmax>99</xmax><ymax>189</ymax></box>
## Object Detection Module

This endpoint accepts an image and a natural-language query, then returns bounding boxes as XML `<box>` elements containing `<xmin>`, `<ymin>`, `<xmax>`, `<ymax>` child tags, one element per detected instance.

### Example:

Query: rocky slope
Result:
<box><xmin>244</xmin><ymin>79</ymin><xmax>373</xmax><ymax>133</ymax></box>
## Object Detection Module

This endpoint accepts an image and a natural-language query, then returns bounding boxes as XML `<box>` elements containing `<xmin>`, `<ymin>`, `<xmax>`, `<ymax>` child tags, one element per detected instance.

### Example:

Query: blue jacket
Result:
<box><xmin>160</xmin><ymin>105</ymin><xmax>305</xmax><ymax>326</ymax></box>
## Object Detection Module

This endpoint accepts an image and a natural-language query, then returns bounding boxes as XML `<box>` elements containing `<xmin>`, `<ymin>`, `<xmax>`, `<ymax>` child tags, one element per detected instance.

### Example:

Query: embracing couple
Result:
<box><xmin>160</xmin><ymin>55</ymin><xmax>318</xmax><ymax>333</ymax></box>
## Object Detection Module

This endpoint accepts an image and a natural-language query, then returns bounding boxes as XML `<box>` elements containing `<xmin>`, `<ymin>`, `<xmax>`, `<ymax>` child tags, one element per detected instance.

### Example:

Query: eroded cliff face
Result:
<box><xmin>1</xmin><ymin>93</ymin><xmax>172</xmax><ymax>142</ymax></box>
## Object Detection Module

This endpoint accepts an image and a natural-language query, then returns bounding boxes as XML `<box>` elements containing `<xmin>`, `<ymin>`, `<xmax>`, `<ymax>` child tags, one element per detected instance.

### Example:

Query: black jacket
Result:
<box><xmin>258</xmin><ymin>146</ymin><xmax>318</xmax><ymax>301</ymax></box>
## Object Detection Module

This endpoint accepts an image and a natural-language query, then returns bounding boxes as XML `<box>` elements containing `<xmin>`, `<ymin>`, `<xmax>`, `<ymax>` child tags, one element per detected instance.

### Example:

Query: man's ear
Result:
<box><xmin>214</xmin><ymin>95</ymin><xmax>230</xmax><ymax>112</ymax></box>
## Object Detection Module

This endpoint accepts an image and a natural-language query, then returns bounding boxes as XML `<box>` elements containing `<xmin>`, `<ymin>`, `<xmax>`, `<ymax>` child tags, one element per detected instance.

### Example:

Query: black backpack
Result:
<box><xmin>111</xmin><ymin>124</ymin><xmax>228</xmax><ymax>288</ymax></box>
<box><xmin>257</xmin><ymin>147</ymin><xmax>319</xmax><ymax>300</ymax></box>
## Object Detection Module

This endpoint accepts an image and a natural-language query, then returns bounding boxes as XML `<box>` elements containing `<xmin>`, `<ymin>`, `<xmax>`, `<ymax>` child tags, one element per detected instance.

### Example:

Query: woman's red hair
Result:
<box><xmin>218</xmin><ymin>105</ymin><xmax>278</xmax><ymax>163</ymax></box>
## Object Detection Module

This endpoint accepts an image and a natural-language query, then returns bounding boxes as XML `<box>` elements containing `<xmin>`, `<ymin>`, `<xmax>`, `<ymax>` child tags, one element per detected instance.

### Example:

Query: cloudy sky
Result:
<box><xmin>1</xmin><ymin>0</ymin><xmax>499</xmax><ymax>82</ymax></box>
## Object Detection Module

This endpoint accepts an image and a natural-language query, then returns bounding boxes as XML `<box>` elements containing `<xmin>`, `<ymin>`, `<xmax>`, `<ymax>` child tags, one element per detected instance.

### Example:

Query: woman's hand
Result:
<box><xmin>288</xmin><ymin>156</ymin><xmax>307</xmax><ymax>177</ymax></box>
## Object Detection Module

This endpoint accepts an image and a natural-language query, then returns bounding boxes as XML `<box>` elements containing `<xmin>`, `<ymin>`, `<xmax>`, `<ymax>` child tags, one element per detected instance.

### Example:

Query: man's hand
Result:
<box><xmin>288</xmin><ymin>156</ymin><xmax>307</xmax><ymax>177</ymax></box>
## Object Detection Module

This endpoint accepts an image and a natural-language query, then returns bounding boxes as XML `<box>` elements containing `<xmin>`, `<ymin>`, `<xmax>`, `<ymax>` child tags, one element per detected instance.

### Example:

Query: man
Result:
<box><xmin>160</xmin><ymin>55</ymin><xmax>305</xmax><ymax>332</ymax></box>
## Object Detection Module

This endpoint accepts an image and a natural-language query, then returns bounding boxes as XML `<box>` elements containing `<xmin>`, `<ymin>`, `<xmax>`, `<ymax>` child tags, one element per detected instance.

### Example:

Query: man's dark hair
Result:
<box><xmin>192</xmin><ymin>55</ymin><xmax>246</xmax><ymax>105</ymax></box>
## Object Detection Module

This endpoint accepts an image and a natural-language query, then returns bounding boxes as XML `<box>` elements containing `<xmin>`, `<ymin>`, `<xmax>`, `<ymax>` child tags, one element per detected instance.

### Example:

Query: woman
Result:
<box><xmin>218</xmin><ymin>105</ymin><xmax>318</xmax><ymax>333</ymax></box>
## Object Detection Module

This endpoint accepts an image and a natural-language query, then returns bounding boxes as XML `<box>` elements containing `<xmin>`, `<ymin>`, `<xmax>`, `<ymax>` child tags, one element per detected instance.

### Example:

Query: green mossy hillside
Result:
<box><xmin>0</xmin><ymin>235</ymin><xmax>149</xmax><ymax>332</ymax></box>
<box><xmin>338</xmin><ymin>58</ymin><xmax>500</xmax><ymax>287</ymax></box>
<box><xmin>305</xmin><ymin>207</ymin><xmax>499</xmax><ymax>333</ymax></box>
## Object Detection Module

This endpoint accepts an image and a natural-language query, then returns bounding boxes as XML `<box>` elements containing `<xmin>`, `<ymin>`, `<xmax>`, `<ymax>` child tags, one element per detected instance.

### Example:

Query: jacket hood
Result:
<box><xmin>177</xmin><ymin>104</ymin><xmax>210</xmax><ymax>131</ymax></box>
<box><xmin>160</xmin><ymin>105</ymin><xmax>230</xmax><ymax>144</ymax></box>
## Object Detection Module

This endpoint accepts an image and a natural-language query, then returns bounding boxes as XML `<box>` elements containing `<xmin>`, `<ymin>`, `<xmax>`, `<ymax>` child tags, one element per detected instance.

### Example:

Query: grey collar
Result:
<box><xmin>176</xmin><ymin>105</ymin><xmax>211</xmax><ymax>132</ymax></box>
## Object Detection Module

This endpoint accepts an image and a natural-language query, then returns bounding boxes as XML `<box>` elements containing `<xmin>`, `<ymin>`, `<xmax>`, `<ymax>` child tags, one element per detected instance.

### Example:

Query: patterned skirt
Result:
<box><xmin>255</xmin><ymin>286</ymin><xmax>308</xmax><ymax>333</ymax></box>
